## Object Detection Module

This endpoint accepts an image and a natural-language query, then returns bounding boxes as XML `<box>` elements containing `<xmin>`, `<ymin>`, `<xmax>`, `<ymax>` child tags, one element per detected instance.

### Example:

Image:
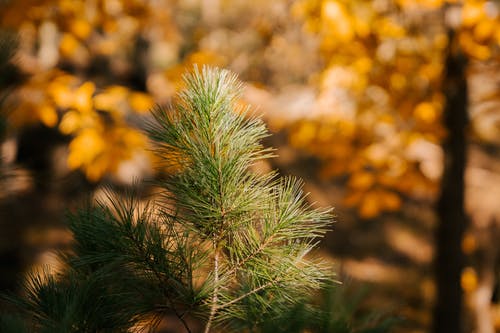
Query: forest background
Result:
<box><xmin>1</xmin><ymin>0</ymin><xmax>500</xmax><ymax>332</ymax></box>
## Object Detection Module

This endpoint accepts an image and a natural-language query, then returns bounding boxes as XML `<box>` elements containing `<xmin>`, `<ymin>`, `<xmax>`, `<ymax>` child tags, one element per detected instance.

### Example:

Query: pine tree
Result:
<box><xmin>1</xmin><ymin>66</ymin><xmax>334</xmax><ymax>332</ymax></box>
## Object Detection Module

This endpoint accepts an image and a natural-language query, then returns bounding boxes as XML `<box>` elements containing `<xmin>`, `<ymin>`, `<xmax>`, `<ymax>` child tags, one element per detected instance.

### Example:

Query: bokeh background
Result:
<box><xmin>1</xmin><ymin>0</ymin><xmax>500</xmax><ymax>332</ymax></box>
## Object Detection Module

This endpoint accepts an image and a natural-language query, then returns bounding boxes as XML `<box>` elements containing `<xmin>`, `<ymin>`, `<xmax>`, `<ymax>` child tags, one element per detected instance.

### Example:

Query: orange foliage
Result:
<box><xmin>290</xmin><ymin>0</ymin><xmax>499</xmax><ymax>218</ymax></box>
<box><xmin>0</xmin><ymin>0</ymin><xmax>181</xmax><ymax>182</ymax></box>
<box><xmin>2</xmin><ymin>0</ymin><xmax>499</xmax><ymax>192</ymax></box>
<box><xmin>4</xmin><ymin>68</ymin><xmax>153</xmax><ymax>181</ymax></box>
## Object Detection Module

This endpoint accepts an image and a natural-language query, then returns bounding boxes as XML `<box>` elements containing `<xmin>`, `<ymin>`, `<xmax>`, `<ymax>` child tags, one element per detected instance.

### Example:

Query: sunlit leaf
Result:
<box><xmin>60</xmin><ymin>33</ymin><xmax>81</xmax><ymax>57</ymax></box>
<box><xmin>67</xmin><ymin>128</ymin><xmax>106</xmax><ymax>169</ymax></box>
<box><xmin>69</xmin><ymin>18</ymin><xmax>92</xmax><ymax>40</ymax></box>
<box><xmin>73</xmin><ymin>82</ymin><xmax>96</xmax><ymax>113</ymax></box>
<box><xmin>59</xmin><ymin>110</ymin><xmax>82</xmax><ymax>134</ymax></box>
<box><xmin>359</xmin><ymin>191</ymin><xmax>381</xmax><ymax>219</ymax></box>
<box><xmin>94</xmin><ymin>86</ymin><xmax>129</xmax><ymax>113</ymax></box>
<box><xmin>38</xmin><ymin>104</ymin><xmax>58</xmax><ymax>127</ymax></box>
<box><xmin>461</xmin><ymin>267</ymin><xmax>478</xmax><ymax>293</ymax></box>
<box><xmin>128</xmin><ymin>92</ymin><xmax>154</xmax><ymax>114</ymax></box>
<box><xmin>414</xmin><ymin>102</ymin><xmax>437</xmax><ymax>123</ymax></box>
<box><xmin>462</xmin><ymin>2</ymin><xmax>484</xmax><ymax>27</ymax></box>
<box><xmin>348</xmin><ymin>172</ymin><xmax>375</xmax><ymax>191</ymax></box>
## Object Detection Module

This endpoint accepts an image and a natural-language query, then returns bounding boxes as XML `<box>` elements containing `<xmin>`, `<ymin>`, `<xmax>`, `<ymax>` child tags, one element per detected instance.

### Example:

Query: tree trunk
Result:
<box><xmin>433</xmin><ymin>31</ymin><xmax>469</xmax><ymax>333</ymax></box>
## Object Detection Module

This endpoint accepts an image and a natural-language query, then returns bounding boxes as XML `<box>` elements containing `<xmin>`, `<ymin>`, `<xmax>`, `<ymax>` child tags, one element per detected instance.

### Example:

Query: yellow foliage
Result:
<box><xmin>94</xmin><ymin>86</ymin><xmax>129</xmax><ymax>112</ymax></box>
<box><xmin>0</xmin><ymin>0</ymin><xmax>174</xmax><ymax>182</ymax></box>
<box><xmin>289</xmin><ymin>121</ymin><xmax>317</xmax><ymax>148</ymax></box>
<box><xmin>356</xmin><ymin>188</ymin><xmax>402</xmax><ymax>218</ymax></box>
<box><xmin>67</xmin><ymin>128</ymin><xmax>106</xmax><ymax>170</ymax></box>
<box><xmin>59</xmin><ymin>110</ymin><xmax>101</xmax><ymax>134</ymax></box>
<box><xmin>73</xmin><ymin>82</ymin><xmax>96</xmax><ymax>113</ymax></box>
<box><xmin>348</xmin><ymin>172</ymin><xmax>375</xmax><ymax>190</ymax></box>
<box><xmin>461</xmin><ymin>267</ymin><xmax>478</xmax><ymax>293</ymax></box>
<box><xmin>290</xmin><ymin>0</ymin><xmax>485</xmax><ymax>217</ymax></box>
<box><xmin>433</xmin><ymin>33</ymin><xmax>448</xmax><ymax>49</ymax></box>
<box><xmin>359</xmin><ymin>191</ymin><xmax>381</xmax><ymax>219</ymax></box>
<box><xmin>473</xmin><ymin>19</ymin><xmax>496</xmax><ymax>42</ymax></box>
<box><xmin>390</xmin><ymin>73</ymin><xmax>407</xmax><ymax>91</ymax></box>
<box><xmin>38</xmin><ymin>104</ymin><xmax>58</xmax><ymax>127</ymax></box>
<box><xmin>8</xmin><ymin>103</ymin><xmax>45</xmax><ymax>128</ymax></box>
<box><xmin>7</xmin><ymin>71</ymin><xmax>153</xmax><ymax>181</ymax></box>
<box><xmin>47</xmin><ymin>75</ymin><xmax>79</xmax><ymax>108</ymax></box>
<box><xmin>396</xmin><ymin>0</ymin><xmax>446</xmax><ymax>9</ymax></box>
<box><xmin>59</xmin><ymin>111</ymin><xmax>83</xmax><ymax>134</ymax></box>
<box><xmin>414</xmin><ymin>102</ymin><xmax>437</xmax><ymax>123</ymax></box>
<box><xmin>376</xmin><ymin>18</ymin><xmax>405</xmax><ymax>39</ymax></box>
<box><xmin>419</xmin><ymin>0</ymin><xmax>445</xmax><ymax>9</ymax></box>
<box><xmin>7</xmin><ymin>72</ymin><xmax>65</xmax><ymax>128</ymax></box>
<box><xmin>462</xmin><ymin>2</ymin><xmax>484</xmax><ymax>27</ymax></box>
<box><xmin>69</xmin><ymin>18</ymin><xmax>92</xmax><ymax>40</ymax></box>
<box><xmin>419</xmin><ymin>63</ymin><xmax>443</xmax><ymax>82</ymax></box>
<box><xmin>459</xmin><ymin>31</ymin><xmax>491</xmax><ymax>60</ymax></box>
<box><xmin>128</xmin><ymin>92</ymin><xmax>154</xmax><ymax>114</ymax></box>
<box><xmin>67</xmin><ymin>125</ymin><xmax>148</xmax><ymax>182</ymax></box>
<box><xmin>60</xmin><ymin>33</ymin><xmax>81</xmax><ymax>57</ymax></box>
<box><xmin>353</xmin><ymin>57</ymin><xmax>372</xmax><ymax>74</ymax></box>
<box><xmin>321</xmin><ymin>1</ymin><xmax>354</xmax><ymax>42</ymax></box>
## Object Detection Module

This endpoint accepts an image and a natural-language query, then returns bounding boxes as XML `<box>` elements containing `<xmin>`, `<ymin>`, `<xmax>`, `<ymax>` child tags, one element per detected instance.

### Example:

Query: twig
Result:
<box><xmin>216</xmin><ymin>277</ymin><xmax>279</xmax><ymax>311</ymax></box>
<box><xmin>204</xmin><ymin>245</ymin><xmax>220</xmax><ymax>333</ymax></box>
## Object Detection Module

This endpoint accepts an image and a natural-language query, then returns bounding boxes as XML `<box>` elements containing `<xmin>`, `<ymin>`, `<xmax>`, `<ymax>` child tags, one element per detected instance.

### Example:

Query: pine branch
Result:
<box><xmin>147</xmin><ymin>66</ymin><xmax>334</xmax><ymax>331</ymax></box>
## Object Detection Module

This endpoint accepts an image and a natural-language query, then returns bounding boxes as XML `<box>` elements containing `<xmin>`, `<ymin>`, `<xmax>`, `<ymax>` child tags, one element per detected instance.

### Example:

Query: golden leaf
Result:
<box><xmin>128</xmin><ymin>92</ymin><xmax>154</xmax><ymax>113</ymax></box>
<box><xmin>48</xmin><ymin>75</ymin><xmax>77</xmax><ymax>108</ymax></box>
<box><xmin>94</xmin><ymin>86</ymin><xmax>129</xmax><ymax>112</ymax></box>
<box><xmin>38</xmin><ymin>104</ymin><xmax>58</xmax><ymax>127</ymax></box>
<box><xmin>473</xmin><ymin>19</ymin><xmax>495</xmax><ymax>42</ymax></box>
<box><xmin>67</xmin><ymin>128</ymin><xmax>105</xmax><ymax>169</ymax></box>
<box><xmin>461</xmin><ymin>267</ymin><xmax>478</xmax><ymax>293</ymax></box>
<box><xmin>348</xmin><ymin>172</ymin><xmax>375</xmax><ymax>190</ymax></box>
<box><xmin>390</xmin><ymin>73</ymin><xmax>407</xmax><ymax>91</ymax></box>
<box><xmin>70</xmin><ymin>18</ymin><xmax>92</xmax><ymax>40</ymax></box>
<box><xmin>462</xmin><ymin>2</ymin><xmax>484</xmax><ymax>27</ymax></box>
<box><xmin>73</xmin><ymin>82</ymin><xmax>96</xmax><ymax>113</ymax></box>
<box><xmin>414</xmin><ymin>102</ymin><xmax>437</xmax><ymax>123</ymax></box>
<box><xmin>321</xmin><ymin>1</ymin><xmax>354</xmax><ymax>42</ymax></box>
<box><xmin>85</xmin><ymin>155</ymin><xmax>110</xmax><ymax>182</ymax></box>
<box><xmin>359</xmin><ymin>192</ymin><xmax>380</xmax><ymax>219</ymax></box>
<box><xmin>59</xmin><ymin>111</ymin><xmax>82</xmax><ymax>134</ymax></box>
<box><xmin>60</xmin><ymin>33</ymin><xmax>80</xmax><ymax>57</ymax></box>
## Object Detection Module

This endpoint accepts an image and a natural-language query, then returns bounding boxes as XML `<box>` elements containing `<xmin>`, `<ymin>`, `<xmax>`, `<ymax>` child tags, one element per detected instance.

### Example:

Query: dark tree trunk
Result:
<box><xmin>433</xmin><ymin>31</ymin><xmax>469</xmax><ymax>333</ymax></box>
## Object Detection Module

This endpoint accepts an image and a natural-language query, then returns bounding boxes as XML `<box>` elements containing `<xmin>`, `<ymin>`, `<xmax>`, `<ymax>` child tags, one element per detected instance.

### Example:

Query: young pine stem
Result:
<box><xmin>204</xmin><ymin>116</ymin><xmax>225</xmax><ymax>333</ymax></box>
<box><xmin>204</xmin><ymin>244</ymin><xmax>220</xmax><ymax>333</ymax></box>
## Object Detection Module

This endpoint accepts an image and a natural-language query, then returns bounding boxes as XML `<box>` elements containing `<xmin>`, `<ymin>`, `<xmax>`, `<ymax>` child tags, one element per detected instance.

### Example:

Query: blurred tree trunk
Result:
<box><xmin>433</xmin><ymin>30</ymin><xmax>469</xmax><ymax>333</ymax></box>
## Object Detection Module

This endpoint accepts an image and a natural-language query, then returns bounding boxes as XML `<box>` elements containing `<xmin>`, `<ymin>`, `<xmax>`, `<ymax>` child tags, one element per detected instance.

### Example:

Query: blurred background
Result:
<box><xmin>0</xmin><ymin>0</ymin><xmax>499</xmax><ymax>332</ymax></box>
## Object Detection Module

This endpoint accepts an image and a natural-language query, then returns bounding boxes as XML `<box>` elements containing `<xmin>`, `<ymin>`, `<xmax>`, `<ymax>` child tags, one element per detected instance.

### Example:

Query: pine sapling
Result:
<box><xmin>1</xmin><ymin>66</ymin><xmax>334</xmax><ymax>333</ymax></box>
